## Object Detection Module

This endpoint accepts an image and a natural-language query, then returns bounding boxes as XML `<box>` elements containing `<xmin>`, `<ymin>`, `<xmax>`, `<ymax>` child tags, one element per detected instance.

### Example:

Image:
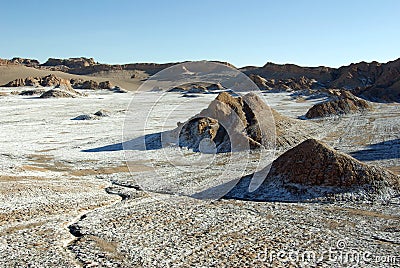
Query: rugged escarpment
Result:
<box><xmin>244</xmin><ymin>59</ymin><xmax>400</xmax><ymax>102</ymax></box>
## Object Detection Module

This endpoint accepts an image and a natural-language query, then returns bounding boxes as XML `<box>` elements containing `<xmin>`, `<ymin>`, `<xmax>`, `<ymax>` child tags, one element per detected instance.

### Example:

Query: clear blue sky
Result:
<box><xmin>1</xmin><ymin>0</ymin><xmax>399</xmax><ymax>67</ymax></box>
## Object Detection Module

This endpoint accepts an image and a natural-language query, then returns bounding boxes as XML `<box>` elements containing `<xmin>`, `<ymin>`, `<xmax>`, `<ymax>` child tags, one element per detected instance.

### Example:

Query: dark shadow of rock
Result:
<box><xmin>82</xmin><ymin>132</ymin><xmax>163</xmax><ymax>152</ymax></box>
<box><xmin>350</xmin><ymin>138</ymin><xmax>400</xmax><ymax>161</ymax></box>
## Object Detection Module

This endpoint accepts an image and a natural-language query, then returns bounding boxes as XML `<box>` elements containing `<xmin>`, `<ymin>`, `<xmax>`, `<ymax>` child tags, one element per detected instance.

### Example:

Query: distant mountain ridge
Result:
<box><xmin>1</xmin><ymin>56</ymin><xmax>399</xmax><ymax>102</ymax></box>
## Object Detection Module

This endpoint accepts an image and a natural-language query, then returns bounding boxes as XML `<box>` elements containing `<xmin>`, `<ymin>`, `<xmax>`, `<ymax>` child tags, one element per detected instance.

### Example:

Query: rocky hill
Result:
<box><xmin>177</xmin><ymin>92</ymin><xmax>313</xmax><ymax>152</ymax></box>
<box><xmin>305</xmin><ymin>90</ymin><xmax>373</xmax><ymax>118</ymax></box>
<box><xmin>226</xmin><ymin>139</ymin><xmax>400</xmax><ymax>202</ymax></box>
<box><xmin>243</xmin><ymin>59</ymin><xmax>400</xmax><ymax>102</ymax></box>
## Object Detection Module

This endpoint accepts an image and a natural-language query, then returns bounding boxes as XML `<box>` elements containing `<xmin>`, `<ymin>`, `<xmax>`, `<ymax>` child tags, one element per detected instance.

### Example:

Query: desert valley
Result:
<box><xmin>0</xmin><ymin>57</ymin><xmax>399</xmax><ymax>267</ymax></box>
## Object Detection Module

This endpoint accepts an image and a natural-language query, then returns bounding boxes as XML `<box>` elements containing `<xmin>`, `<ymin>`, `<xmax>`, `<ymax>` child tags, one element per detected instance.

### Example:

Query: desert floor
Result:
<box><xmin>0</xmin><ymin>88</ymin><xmax>399</xmax><ymax>267</ymax></box>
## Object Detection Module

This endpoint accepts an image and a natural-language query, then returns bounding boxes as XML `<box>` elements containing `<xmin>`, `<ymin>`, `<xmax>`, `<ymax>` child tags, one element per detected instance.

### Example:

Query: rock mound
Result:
<box><xmin>40</xmin><ymin>79</ymin><xmax>82</xmax><ymax>98</ymax></box>
<box><xmin>72</xmin><ymin>110</ymin><xmax>111</xmax><ymax>120</ymax></box>
<box><xmin>98</xmin><ymin>81</ymin><xmax>113</xmax><ymax>90</ymax></box>
<box><xmin>110</xmin><ymin>86</ymin><xmax>127</xmax><ymax>93</ymax></box>
<box><xmin>176</xmin><ymin>92</ymin><xmax>312</xmax><ymax>152</ymax></box>
<box><xmin>70</xmin><ymin>79</ymin><xmax>113</xmax><ymax>90</ymax></box>
<box><xmin>167</xmin><ymin>82</ymin><xmax>225</xmax><ymax>94</ymax></box>
<box><xmin>40</xmin><ymin>90</ymin><xmax>77</xmax><ymax>98</ymax></box>
<box><xmin>19</xmin><ymin>89</ymin><xmax>46</xmax><ymax>96</ymax></box>
<box><xmin>305</xmin><ymin>90</ymin><xmax>373</xmax><ymax>118</ymax></box>
<box><xmin>72</xmin><ymin>114</ymin><xmax>98</xmax><ymax>120</ymax></box>
<box><xmin>94</xmin><ymin>109</ymin><xmax>110</xmax><ymax>117</ymax></box>
<box><xmin>226</xmin><ymin>139</ymin><xmax>400</xmax><ymax>201</ymax></box>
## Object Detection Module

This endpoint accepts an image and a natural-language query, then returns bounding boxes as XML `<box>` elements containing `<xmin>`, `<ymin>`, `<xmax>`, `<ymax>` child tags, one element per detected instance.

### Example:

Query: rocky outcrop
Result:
<box><xmin>80</xmin><ymin>80</ymin><xmax>99</xmax><ymax>90</ymax></box>
<box><xmin>40</xmin><ymin>89</ymin><xmax>77</xmax><ymax>98</ymax></box>
<box><xmin>3</xmin><ymin>78</ymin><xmax>27</xmax><ymax>87</ymax></box>
<box><xmin>244</xmin><ymin>58</ymin><xmax>400</xmax><ymax>102</ymax></box>
<box><xmin>249</xmin><ymin>74</ymin><xmax>316</xmax><ymax>91</ymax></box>
<box><xmin>167</xmin><ymin>82</ymin><xmax>224</xmax><ymax>94</ymax></box>
<box><xmin>3</xmin><ymin>74</ymin><xmax>67</xmax><ymax>88</ymax></box>
<box><xmin>10</xmin><ymin>57</ymin><xmax>40</xmax><ymax>67</ymax></box>
<box><xmin>305</xmin><ymin>90</ymin><xmax>373</xmax><ymax>118</ymax></box>
<box><xmin>98</xmin><ymin>81</ymin><xmax>113</xmax><ymax>89</ymax></box>
<box><xmin>40</xmin><ymin>79</ymin><xmax>82</xmax><ymax>98</ymax></box>
<box><xmin>19</xmin><ymin>89</ymin><xmax>46</xmax><ymax>96</ymax></box>
<box><xmin>206</xmin><ymin>83</ymin><xmax>224</xmax><ymax>91</ymax></box>
<box><xmin>226</xmin><ymin>139</ymin><xmax>400</xmax><ymax>201</ymax></box>
<box><xmin>0</xmin><ymin>57</ymin><xmax>39</xmax><ymax>66</ymax></box>
<box><xmin>354</xmin><ymin>85</ymin><xmax>400</xmax><ymax>103</ymax></box>
<box><xmin>70</xmin><ymin>79</ymin><xmax>113</xmax><ymax>90</ymax></box>
<box><xmin>40</xmin><ymin>74</ymin><xmax>64</xmax><ymax>87</ymax></box>
<box><xmin>176</xmin><ymin>92</ymin><xmax>312</xmax><ymax>152</ymax></box>
<box><xmin>42</xmin><ymin>57</ymin><xmax>96</xmax><ymax>68</ymax></box>
<box><xmin>110</xmin><ymin>86</ymin><xmax>127</xmax><ymax>93</ymax></box>
<box><xmin>72</xmin><ymin>110</ymin><xmax>111</xmax><ymax>120</ymax></box>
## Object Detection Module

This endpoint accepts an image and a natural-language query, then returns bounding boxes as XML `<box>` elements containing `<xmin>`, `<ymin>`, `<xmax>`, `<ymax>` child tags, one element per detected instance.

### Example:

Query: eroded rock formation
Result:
<box><xmin>226</xmin><ymin>139</ymin><xmax>400</xmax><ymax>201</ymax></box>
<box><xmin>176</xmin><ymin>92</ymin><xmax>312</xmax><ymax>152</ymax></box>
<box><xmin>305</xmin><ymin>90</ymin><xmax>373</xmax><ymax>118</ymax></box>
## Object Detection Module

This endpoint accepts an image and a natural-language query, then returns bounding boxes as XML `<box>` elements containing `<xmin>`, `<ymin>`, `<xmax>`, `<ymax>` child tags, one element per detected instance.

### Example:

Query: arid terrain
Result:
<box><xmin>0</xmin><ymin>58</ymin><xmax>399</xmax><ymax>267</ymax></box>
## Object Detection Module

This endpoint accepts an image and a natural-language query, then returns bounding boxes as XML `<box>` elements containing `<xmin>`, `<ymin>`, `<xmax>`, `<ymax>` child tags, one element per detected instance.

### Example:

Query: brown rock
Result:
<box><xmin>10</xmin><ymin>57</ymin><xmax>39</xmax><ymax>67</ymax></box>
<box><xmin>177</xmin><ymin>92</ymin><xmax>311</xmax><ymax>152</ymax></box>
<box><xmin>42</xmin><ymin>57</ymin><xmax>96</xmax><ymax>68</ymax></box>
<box><xmin>39</xmin><ymin>90</ymin><xmax>77</xmax><ymax>98</ymax></box>
<box><xmin>0</xmin><ymin>57</ymin><xmax>39</xmax><ymax>66</ymax></box>
<box><xmin>206</xmin><ymin>83</ymin><xmax>224</xmax><ymax>91</ymax></box>
<box><xmin>269</xmin><ymin>139</ymin><xmax>399</xmax><ymax>187</ymax></box>
<box><xmin>305</xmin><ymin>90</ymin><xmax>373</xmax><ymax>118</ymax></box>
<box><xmin>39</xmin><ymin>74</ymin><xmax>62</xmax><ymax>87</ymax></box>
<box><xmin>19</xmin><ymin>89</ymin><xmax>45</xmax><ymax>96</ymax></box>
<box><xmin>249</xmin><ymin>74</ymin><xmax>272</xmax><ymax>90</ymax></box>
<box><xmin>99</xmin><ymin>81</ymin><xmax>113</xmax><ymax>89</ymax></box>
<box><xmin>40</xmin><ymin>79</ymin><xmax>82</xmax><ymax>98</ymax></box>
<box><xmin>80</xmin><ymin>80</ymin><xmax>99</xmax><ymax>90</ymax></box>
<box><xmin>226</xmin><ymin>139</ymin><xmax>400</xmax><ymax>201</ymax></box>
<box><xmin>249</xmin><ymin>74</ymin><xmax>315</xmax><ymax>91</ymax></box>
<box><xmin>70</xmin><ymin>78</ymin><xmax>85</xmax><ymax>89</ymax></box>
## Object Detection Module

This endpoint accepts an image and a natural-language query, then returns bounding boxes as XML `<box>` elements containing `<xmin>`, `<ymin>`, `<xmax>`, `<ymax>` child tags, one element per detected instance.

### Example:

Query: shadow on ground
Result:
<box><xmin>350</xmin><ymin>138</ymin><xmax>400</xmax><ymax>161</ymax></box>
<box><xmin>82</xmin><ymin>133</ymin><xmax>163</xmax><ymax>152</ymax></box>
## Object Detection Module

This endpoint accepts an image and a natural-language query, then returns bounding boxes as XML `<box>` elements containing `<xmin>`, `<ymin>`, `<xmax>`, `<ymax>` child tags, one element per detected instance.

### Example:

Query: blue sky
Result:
<box><xmin>1</xmin><ymin>0</ymin><xmax>399</xmax><ymax>67</ymax></box>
